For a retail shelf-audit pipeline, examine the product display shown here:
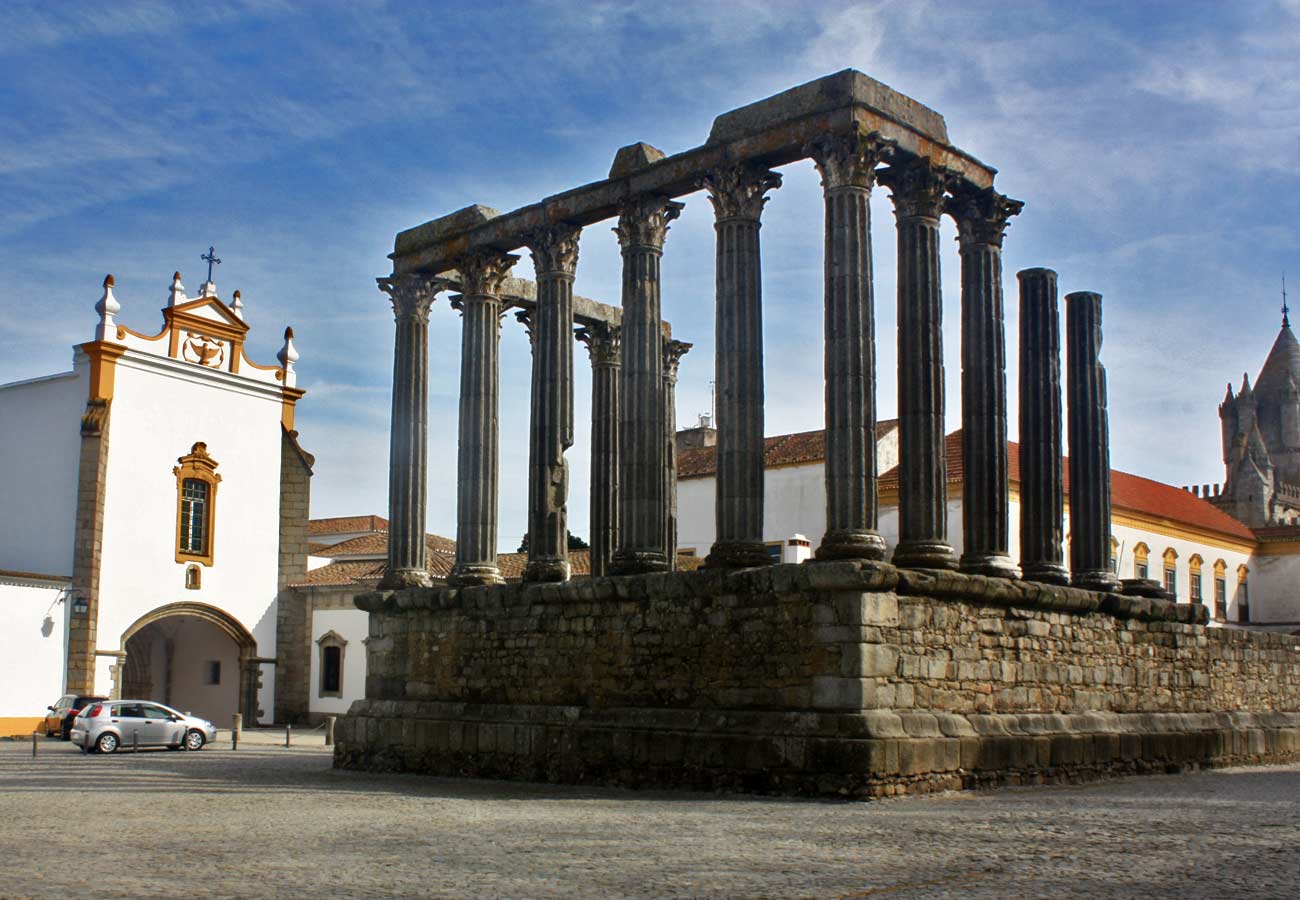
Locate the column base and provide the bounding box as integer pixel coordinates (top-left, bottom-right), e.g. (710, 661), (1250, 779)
(610, 550), (670, 576)
(522, 557), (571, 583)
(378, 567), (433, 590)
(704, 541), (772, 569)
(1020, 562), (1070, 586)
(892, 541), (957, 570)
(1073, 570), (1121, 593)
(815, 529), (887, 562)
(447, 564), (504, 587)
(959, 554), (1021, 579)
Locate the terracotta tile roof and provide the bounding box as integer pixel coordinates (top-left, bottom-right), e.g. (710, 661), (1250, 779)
(319, 532), (457, 557)
(678, 420), (898, 479)
(308, 515), (388, 536)
(877, 430), (1256, 543)
(307, 542), (334, 556)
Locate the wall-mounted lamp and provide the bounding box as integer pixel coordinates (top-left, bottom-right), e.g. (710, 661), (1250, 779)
(71, 595), (89, 615)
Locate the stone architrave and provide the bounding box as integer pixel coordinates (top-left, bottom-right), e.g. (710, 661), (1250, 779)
(1017, 268), (1069, 584)
(663, 339), (692, 570)
(880, 158), (958, 570)
(448, 250), (518, 587)
(523, 224), (582, 583)
(577, 323), (621, 577)
(807, 128), (895, 561)
(1066, 290), (1120, 591)
(376, 273), (447, 589)
(700, 163), (781, 568)
(611, 195), (683, 575)
(950, 188), (1023, 578)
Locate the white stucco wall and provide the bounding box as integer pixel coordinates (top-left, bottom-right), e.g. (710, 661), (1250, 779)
(91, 351), (285, 721)
(1246, 553), (1300, 626)
(308, 608), (369, 716)
(0, 366), (87, 576)
(0, 578), (70, 725)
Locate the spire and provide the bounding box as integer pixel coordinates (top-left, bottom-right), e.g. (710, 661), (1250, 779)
(231, 289), (244, 321)
(168, 271), (187, 307)
(1240, 371), (1253, 398)
(1224, 381), (1235, 403)
(1283, 273), (1290, 329)
(277, 326), (299, 387)
(95, 274), (121, 341)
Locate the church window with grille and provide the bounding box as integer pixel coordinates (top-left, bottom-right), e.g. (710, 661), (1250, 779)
(173, 442), (221, 566)
(317, 631), (347, 699)
(180, 480), (208, 553)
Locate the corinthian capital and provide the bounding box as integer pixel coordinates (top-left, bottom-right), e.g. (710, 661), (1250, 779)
(699, 164), (782, 222)
(613, 195), (685, 250)
(879, 157), (958, 221)
(662, 339), (692, 382)
(576, 322), (621, 368)
(947, 188), (1025, 248)
(457, 250), (518, 298)
(525, 223), (582, 276)
(806, 128), (897, 191)
(377, 273), (449, 323)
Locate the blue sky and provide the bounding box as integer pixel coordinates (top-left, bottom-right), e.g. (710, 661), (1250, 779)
(2, 0), (1298, 548)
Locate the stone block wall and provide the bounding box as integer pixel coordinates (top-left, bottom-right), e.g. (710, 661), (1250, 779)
(337, 562), (1300, 798)
(273, 428), (313, 723)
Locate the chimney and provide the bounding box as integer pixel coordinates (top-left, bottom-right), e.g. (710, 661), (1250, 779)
(677, 414), (717, 450)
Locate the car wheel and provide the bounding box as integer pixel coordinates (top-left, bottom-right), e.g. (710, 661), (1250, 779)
(184, 730), (205, 752)
(96, 732), (119, 754)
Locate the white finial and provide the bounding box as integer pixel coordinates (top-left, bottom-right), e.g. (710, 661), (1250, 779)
(95, 274), (121, 341)
(168, 271), (187, 307)
(277, 326), (299, 387)
(231, 290), (244, 320)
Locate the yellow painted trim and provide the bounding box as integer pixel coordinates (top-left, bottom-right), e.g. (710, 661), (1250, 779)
(281, 386), (305, 431)
(174, 442), (221, 567)
(1255, 540), (1300, 556)
(116, 324), (167, 342)
(239, 344), (283, 373)
(80, 341), (126, 402)
(0, 717), (44, 737)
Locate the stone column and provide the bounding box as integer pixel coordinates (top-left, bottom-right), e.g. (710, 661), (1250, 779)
(950, 188), (1023, 578)
(523, 224), (582, 582)
(880, 158), (957, 570)
(376, 273), (446, 589)
(807, 128), (895, 561)
(611, 195), (683, 575)
(700, 164), (780, 568)
(578, 323), (621, 577)
(1066, 290), (1120, 591)
(448, 251), (517, 587)
(1017, 268), (1069, 584)
(663, 339), (692, 570)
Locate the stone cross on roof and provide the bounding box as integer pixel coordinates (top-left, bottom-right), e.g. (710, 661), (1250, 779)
(201, 246), (221, 284)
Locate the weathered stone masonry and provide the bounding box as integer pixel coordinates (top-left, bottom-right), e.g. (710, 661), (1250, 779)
(337, 564), (1300, 797)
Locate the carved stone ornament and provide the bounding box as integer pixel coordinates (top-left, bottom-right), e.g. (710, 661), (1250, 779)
(525, 223), (582, 276)
(879, 157), (958, 221)
(458, 250), (518, 298)
(663, 339), (692, 380)
(515, 308), (535, 344)
(948, 188), (1025, 248)
(182, 332), (225, 368)
(699, 164), (782, 222)
(377, 273), (447, 323)
(613, 195), (685, 250)
(806, 128), (897, 191)
(576, 323), (621, 367)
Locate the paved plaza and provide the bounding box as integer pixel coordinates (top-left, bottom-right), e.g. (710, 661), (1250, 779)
(1, 740), (1297, 899)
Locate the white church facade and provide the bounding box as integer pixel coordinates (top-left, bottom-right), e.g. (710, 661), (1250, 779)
(0, 270), (311, 736)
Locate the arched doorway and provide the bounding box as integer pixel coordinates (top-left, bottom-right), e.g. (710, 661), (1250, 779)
(118, 602), (259, 725)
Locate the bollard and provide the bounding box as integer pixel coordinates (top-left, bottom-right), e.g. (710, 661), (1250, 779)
(325, 716), (336, 747)
(232, 712), (243, 736)
(232, 728), (238, 751)
(32, 732), (37, 758)
(132, 730), (139, 753)
(285, 723), (291, 748)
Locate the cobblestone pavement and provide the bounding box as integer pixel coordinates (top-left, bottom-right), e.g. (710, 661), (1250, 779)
(2, 741), (1297, 899)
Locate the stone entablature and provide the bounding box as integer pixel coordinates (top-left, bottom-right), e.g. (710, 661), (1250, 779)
(336, 564), (1300, 797)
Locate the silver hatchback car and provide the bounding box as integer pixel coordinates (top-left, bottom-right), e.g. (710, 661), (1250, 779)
(70, 700), (218, 753)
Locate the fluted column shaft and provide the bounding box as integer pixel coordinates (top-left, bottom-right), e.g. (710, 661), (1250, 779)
(378, 274), (443, 589)
(882, 159), (956, 570)
(524, 226), (581, 583)
(1018, 268), (1069, 584)
(581, 325), (621, 577)
(702, 165), (780, 568)
(952, 189), (1023, 577)
(809, 129), (894, 561)
(1066, 290), (1120, 591)
(611, 196), (683, 574)
(663, 340), (691, 570)
(449, 251), (517, 587)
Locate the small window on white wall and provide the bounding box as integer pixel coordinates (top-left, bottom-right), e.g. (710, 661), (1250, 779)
(205, 660), (221, 686)
(317, 631), (347, 699)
